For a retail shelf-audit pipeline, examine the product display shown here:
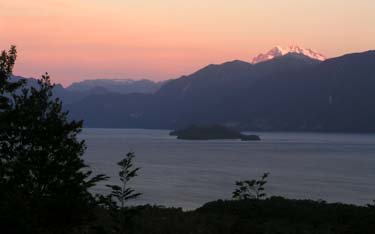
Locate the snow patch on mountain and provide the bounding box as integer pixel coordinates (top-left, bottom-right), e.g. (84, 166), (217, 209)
(252, 45), (326, 64)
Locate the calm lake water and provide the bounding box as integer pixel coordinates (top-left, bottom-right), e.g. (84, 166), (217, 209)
(81, 128), (375, 209)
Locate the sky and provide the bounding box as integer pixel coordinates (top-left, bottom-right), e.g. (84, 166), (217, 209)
(1, 0), (374, 86)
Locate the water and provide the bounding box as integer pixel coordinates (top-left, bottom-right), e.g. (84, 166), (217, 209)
(81, 128), (375, 210)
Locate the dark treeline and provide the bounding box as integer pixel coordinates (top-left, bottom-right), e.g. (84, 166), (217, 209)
(0, 46), (374, 234)
(107, 198), (375, 234)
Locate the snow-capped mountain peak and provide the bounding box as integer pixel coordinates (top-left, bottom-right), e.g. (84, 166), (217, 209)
(251, 45), (326, 64)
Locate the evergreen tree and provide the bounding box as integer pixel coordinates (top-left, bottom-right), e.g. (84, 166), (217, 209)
(0, 47), (106, 234)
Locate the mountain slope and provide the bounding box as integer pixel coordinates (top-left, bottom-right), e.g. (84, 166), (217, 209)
(157, 54), (318, 98)
(239, 50), (375, 131)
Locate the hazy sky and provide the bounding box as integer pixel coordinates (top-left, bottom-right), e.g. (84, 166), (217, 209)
(1, 0), (374, 86)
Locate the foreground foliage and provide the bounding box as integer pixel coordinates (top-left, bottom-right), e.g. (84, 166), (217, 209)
(0, 45), (24, 110)
(100, 152), (142, 234)
(233, 172), (269, 200)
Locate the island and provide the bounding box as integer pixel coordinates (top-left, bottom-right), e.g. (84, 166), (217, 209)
(170, 125), (261, 141)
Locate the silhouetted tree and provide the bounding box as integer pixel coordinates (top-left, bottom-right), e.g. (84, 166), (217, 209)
(105, 152), (141, 234)
(0, 45), (24, 110)
(0, 46), (106, 234)
(0, 45), (27, 233)
(232, 172), (269, 200)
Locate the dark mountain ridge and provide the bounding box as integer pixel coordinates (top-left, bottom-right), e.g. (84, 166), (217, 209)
(17, 51), (375, 132)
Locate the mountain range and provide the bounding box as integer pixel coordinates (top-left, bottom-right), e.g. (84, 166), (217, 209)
(13, 76), (168, 105)
(67, 79), (166, 94)
(16, 47), (375, 132)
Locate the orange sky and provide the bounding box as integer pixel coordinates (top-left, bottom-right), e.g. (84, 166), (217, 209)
(1, 0), (374, 86)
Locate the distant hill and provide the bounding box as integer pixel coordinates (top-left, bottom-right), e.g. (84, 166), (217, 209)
(67, 79), (167, 94)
